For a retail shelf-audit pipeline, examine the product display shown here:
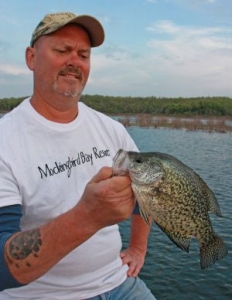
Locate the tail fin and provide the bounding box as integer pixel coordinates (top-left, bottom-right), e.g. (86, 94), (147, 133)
(200, 235), (228, 269)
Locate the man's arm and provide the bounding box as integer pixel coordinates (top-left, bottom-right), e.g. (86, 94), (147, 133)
(0, 205), (26, 290)
(120, 212), (152, 277)
(2, 167), (135, 287)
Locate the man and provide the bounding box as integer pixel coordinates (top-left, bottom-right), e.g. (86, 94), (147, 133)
(0, 12), (156, 299)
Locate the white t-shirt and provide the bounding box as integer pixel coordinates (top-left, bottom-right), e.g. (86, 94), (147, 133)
(0, 98), (138, 300)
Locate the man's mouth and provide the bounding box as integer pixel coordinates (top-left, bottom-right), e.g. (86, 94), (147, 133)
(59, 68), (82, 81)
(62, 73), (79, 80)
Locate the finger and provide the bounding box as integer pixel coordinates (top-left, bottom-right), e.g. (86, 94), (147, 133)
(90, 167), (113, 183)
(127, 263), (136, 277)
(131, 265), (141, 277)
(121, 255), (131, 266)
(91, 167), (131, 190)
(110, 175), (132, 192)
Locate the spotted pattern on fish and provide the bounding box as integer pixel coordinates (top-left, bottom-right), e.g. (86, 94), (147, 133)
(113, 150), (228, 269)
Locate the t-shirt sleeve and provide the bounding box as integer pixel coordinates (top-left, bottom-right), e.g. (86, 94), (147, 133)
(0, 204), (26, 291)
(132, 202), (140, 215)
(0, 158), (22, 208)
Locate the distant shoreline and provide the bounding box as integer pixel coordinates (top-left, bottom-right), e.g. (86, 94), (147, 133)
(112, 114), (232, 133)
(1, 111), (232, 133)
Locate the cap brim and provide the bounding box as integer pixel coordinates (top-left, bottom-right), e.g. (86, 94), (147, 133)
(61, 15), (104, 47)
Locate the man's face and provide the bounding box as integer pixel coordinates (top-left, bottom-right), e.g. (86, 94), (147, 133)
(31, 24), (91, 100)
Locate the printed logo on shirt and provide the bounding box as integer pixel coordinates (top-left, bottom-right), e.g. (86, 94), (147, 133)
(38, 147), (110, 179)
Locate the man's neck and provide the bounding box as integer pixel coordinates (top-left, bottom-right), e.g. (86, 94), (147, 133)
(30, 94), (79, 123)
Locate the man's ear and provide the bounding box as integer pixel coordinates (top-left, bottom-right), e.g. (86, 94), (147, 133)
(25, 46), (36, 70)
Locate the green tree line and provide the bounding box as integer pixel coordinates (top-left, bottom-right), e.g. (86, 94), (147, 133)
(0, 97), (27, 112)
(1, 95), (232, 116)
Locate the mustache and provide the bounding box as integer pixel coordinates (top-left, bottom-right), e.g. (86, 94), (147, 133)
(58, 67), (83, 80)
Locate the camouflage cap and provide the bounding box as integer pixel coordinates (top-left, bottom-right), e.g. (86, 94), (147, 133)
(30, 12), (105, 47)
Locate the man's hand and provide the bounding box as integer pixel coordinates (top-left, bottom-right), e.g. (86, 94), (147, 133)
(120, 246), (146, 277)
(120, 213), (152, 278)
(77, 166), (136, 229)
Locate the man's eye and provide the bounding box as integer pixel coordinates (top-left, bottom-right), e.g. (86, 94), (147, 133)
(80, 53), (89, 59)
(56, 49), (66, 54)
(81, 55), (89, 59)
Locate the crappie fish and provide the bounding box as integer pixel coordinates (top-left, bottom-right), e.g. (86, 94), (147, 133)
(113, 149), (228, 269)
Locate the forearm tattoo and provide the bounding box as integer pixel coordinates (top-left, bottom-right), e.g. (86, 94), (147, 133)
(6, 229), (42, 268)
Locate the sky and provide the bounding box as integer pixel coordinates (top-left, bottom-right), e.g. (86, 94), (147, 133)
(0, 0), (232, 98)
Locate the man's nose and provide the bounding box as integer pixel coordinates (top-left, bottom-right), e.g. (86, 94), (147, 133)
(66, 51), (81, 66)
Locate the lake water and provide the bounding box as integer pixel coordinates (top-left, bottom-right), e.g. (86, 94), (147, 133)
(119, 127), (232, 300)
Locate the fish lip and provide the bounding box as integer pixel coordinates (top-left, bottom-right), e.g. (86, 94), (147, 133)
(113, 149), (123, 164)
(112, 149), (130, 176)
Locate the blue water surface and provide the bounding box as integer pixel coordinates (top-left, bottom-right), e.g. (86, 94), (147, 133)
(119, 127), (232, 300)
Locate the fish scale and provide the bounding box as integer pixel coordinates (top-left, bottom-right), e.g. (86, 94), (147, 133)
(113, 149), (228, 269)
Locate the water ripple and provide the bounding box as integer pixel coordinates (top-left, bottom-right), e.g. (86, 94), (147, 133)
(120, 128), (232, 300)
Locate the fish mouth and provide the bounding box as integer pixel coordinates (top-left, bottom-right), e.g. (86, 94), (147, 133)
(112, 149), (130, 176)
(113, 149), (124, 164)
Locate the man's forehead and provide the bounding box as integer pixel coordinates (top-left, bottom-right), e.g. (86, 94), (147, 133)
(36, 25), (92, 47)
(49, 24), (91, 39)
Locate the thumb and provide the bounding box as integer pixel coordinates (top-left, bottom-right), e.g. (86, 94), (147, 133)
(90, 167), (113, 183)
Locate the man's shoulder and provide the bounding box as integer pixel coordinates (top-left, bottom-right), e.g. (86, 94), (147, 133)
(0, 98), (29, 126)
(79, 101), (124, 128)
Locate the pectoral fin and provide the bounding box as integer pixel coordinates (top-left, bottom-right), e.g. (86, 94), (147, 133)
(139, 207), (150, 224)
